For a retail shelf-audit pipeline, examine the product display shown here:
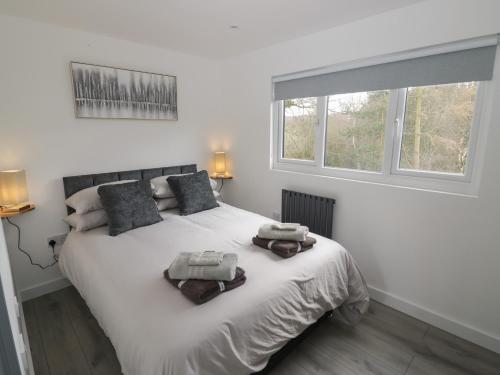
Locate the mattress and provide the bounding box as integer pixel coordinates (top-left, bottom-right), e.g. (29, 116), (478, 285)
(59, 203), (369, 375)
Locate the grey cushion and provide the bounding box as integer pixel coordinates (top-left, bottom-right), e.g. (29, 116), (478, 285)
(167, 171), (219, 215)
(65, 180), (138, 215)
(98, 181), (162, 236)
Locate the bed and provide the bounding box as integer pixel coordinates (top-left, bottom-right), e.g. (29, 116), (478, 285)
(59, 165), (369, 375)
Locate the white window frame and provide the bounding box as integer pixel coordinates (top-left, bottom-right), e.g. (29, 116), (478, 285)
(390, 84), (486, 183)
(271, 36), (499, 196)
(272, 81), (491, 196)
(276, 97), (327, 167)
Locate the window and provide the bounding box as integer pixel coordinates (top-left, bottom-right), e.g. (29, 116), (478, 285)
(282, 97), (317, 161)
(397, 83), (478, 175)
(274, 81), (485, 193)
(273, 38), (497, 194)
(325, 90), (389, 172)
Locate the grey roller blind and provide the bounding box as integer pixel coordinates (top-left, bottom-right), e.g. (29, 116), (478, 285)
(274, 45), (497, 100)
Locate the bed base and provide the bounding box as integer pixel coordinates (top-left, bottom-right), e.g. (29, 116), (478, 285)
(254, 310), (332, 374)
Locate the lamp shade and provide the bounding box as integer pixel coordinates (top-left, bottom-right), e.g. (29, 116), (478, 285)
(0, 170), (29, 207)
(214, 152), (226, 176)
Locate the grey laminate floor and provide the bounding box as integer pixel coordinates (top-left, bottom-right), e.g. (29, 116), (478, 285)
(24, 286), (500, 375)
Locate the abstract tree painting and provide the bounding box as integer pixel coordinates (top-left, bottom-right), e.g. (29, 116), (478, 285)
(71, 62), (177, 120)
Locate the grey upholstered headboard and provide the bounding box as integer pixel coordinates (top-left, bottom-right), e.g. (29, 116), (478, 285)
(62, 164), (197, 214)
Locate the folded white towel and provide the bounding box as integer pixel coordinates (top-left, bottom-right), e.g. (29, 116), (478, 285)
(270, 223), (300, 231)
(258, 223), (309, 241)
(188, 251), (224, 266)
(168, 253), (238, 281)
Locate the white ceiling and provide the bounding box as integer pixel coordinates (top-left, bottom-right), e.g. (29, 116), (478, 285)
(0, 0), (424, 59)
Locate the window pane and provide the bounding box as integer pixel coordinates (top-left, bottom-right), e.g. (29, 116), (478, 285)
(399, 82), (478, 174)
(325, 90), (389, 171)
(282, 97), (317, 160)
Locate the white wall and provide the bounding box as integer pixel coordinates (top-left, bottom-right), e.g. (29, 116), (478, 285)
(218, 0), (500, 352)
(0, 15), (223, 295)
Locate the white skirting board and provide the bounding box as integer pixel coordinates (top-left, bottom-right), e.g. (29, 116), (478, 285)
(368, 285), (500, 354)
(19, 277), (71, 302)
(18, 278), (500, 354)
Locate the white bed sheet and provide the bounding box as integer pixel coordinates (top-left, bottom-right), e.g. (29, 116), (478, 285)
(59, 203), (369, 375)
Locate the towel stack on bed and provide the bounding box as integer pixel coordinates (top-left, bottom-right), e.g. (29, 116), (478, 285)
(164, 251), (246, 304)
(252, 223), (317, 258)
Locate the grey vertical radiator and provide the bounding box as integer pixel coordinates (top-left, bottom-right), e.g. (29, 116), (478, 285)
(281, 189), (335, 239)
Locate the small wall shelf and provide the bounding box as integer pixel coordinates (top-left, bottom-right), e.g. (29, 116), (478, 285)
(210, 175), (233, 180)
(0, 204), (36, 219)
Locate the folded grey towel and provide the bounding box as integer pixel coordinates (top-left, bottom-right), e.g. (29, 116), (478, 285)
(258, 223), (309, 241)
(168, 253), (238, 281)
(188, 251), (224, 266)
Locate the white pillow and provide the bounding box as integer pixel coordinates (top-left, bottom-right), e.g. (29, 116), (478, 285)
(150, 174), (190, 199)
(65, 180), (137, 214)
(209, 178), (217, 190)
(155, 197), (179, 211)
(64, 210), (108, 232)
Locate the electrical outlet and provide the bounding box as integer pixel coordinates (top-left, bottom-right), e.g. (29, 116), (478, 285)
(272, 211), (281, 221)
(47, 233), (68, 248)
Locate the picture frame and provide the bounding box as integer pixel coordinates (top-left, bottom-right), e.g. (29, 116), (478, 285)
(70, 62), (178, 120)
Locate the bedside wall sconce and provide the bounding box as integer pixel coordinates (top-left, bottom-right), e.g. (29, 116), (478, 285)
(0, 169), (31, 213)
(0, 170), (46, 269)
(214, 151), (227, 177)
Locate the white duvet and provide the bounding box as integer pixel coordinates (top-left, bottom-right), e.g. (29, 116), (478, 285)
(59, 203), (369, 375)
